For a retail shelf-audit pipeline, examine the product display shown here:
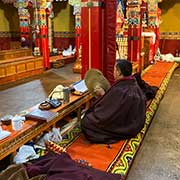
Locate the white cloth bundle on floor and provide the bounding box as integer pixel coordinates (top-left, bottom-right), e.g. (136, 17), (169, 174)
(36, 127), (62, 147)
(13, 145), (39, 164)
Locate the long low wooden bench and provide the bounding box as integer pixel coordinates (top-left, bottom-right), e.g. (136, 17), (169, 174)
(0, 49), (44, 85)
(0, 92), (93, 161)
(0, 52), (76, 85)
(0, 56), (43, 85)
(0, 56), (35, 65)
(0, 49), (32, 60)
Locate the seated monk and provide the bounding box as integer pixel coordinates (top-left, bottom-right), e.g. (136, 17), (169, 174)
(81, 59), (146, 144)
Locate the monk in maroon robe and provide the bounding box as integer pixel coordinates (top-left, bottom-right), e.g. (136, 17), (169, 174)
(81, 60), (146, 144)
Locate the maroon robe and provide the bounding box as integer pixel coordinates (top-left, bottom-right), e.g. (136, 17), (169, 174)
(81, 76), (146, 144)
(25, 152), (121, 180)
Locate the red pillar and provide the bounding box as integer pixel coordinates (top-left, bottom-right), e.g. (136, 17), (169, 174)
(154, 8), (161, 54)
(81, 0), (116, 84)
(34, 27), (41, 49)
(40, 26), (50, 69)
(81, 0), (104, 78)
(76, 27), (81, 57)
(33, 9), (41, 49)
(14, 2), (31, 45)
(75, 14), (81, 58)
(127, 26), (141, 65)
(147, 0), (160, 63)
(20, 26), (30, 40)
(39, 7), (50, 69)
(73, 14), (82, 73)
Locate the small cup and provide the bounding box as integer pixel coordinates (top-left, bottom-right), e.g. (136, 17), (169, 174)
(11, 116), (24, 131)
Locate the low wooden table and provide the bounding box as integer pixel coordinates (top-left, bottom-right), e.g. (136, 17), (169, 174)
(0, 93), (93, 161)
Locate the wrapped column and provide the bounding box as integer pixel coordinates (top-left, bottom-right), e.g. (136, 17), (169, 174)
(81, 0), (116, 84)
(126, 0), (142, 71)
(14, 0), (31, 47)
(81, 0), (105, 77)
(39, 6), (50, 69)
(73, 5), (82, 73)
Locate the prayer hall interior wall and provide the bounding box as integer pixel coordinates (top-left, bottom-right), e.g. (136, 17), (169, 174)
(0, 1), (19, 50)
(0, 1), (75, 51)
(159, 0), (180, 56)
(53, 2), (75, 50)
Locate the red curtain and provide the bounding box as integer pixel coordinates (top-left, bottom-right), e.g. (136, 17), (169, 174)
(103, 0), (117, 84)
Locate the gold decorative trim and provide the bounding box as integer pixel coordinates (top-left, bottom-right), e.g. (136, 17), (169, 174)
(160, 32), (180, 39)
(81, 1), (104, 8)
(0, 31), (20, 38)
(54, 32), (75, 38)
(0, 31), (75, 38)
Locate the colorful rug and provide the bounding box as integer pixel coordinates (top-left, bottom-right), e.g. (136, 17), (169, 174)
(37, 61), (178, 179)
